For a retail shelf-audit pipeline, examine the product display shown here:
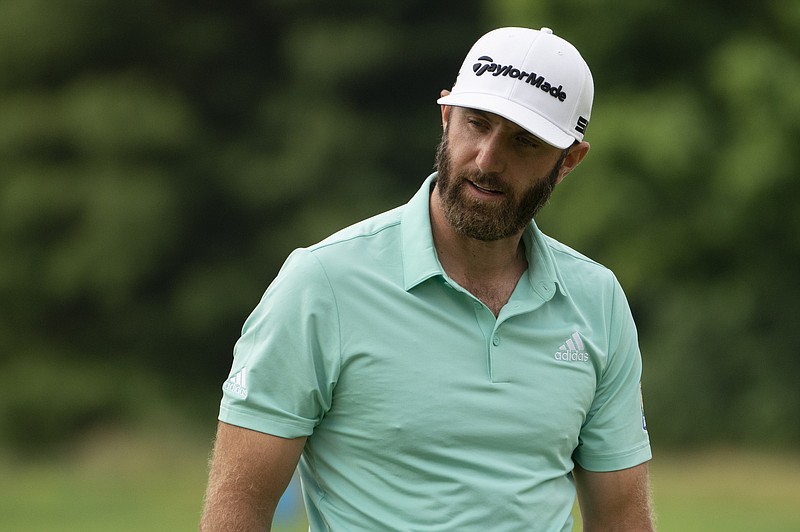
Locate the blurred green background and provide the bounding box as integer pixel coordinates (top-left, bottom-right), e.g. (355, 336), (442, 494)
(1, 0), (799, 530)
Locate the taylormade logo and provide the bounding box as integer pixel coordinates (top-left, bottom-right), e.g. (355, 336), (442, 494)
(473, 56), (567, 102)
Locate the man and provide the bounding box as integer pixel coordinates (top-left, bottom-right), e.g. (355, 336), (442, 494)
(201, 26), (654, 531)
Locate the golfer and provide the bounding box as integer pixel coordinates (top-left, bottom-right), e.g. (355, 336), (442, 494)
(201, 26), (654, 531)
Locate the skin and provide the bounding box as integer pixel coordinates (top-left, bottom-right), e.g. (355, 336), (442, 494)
(431, 93), (589, 315)
(200, 422), (306, 531)
(574, 462), (656, 531)
(199, 90), (654, 531)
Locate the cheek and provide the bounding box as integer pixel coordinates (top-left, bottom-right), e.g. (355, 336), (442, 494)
(444, 125), (479, 158)
(447, 139), (481, 169)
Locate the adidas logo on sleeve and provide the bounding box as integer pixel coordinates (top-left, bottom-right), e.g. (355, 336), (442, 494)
(223, 367), (248, 399)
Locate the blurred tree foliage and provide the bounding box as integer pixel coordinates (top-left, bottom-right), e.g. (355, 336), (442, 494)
(1, 0), (799, 450)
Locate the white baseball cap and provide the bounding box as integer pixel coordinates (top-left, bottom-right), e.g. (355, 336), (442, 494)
(438, 27), (593, 149)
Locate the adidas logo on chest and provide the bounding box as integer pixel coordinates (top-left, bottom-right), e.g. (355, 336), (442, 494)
(554, 332), (589, 362)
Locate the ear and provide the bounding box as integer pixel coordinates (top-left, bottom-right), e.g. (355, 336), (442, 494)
(555, 141), (590, 185)
(439, 89), (451, 129)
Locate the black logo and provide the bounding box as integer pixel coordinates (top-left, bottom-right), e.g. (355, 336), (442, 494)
(472, 56), (567, 102)
(575, 116), (589, 135)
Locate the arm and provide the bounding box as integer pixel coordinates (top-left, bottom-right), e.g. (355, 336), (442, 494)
(200, 421), (307, 531)
(573, 462), (655, 531)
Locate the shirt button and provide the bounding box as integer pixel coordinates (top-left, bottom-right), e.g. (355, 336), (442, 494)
(492, 335), (501, 346)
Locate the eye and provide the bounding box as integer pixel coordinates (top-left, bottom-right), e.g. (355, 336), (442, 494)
(466, 116), (490, 130)
(517, 135), (540, 148)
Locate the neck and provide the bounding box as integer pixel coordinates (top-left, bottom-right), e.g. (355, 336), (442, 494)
(429, 186), (528, 289)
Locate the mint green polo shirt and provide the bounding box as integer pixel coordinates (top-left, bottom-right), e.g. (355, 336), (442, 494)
(219, 173), (651, 531)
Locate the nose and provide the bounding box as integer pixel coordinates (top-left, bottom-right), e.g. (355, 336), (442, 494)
(474, 131), (506, 175)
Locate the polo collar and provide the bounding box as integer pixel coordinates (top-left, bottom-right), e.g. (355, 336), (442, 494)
(522, 222), (568, 301)
(401, 174), (442, 291)
(401, 173), (564, 299)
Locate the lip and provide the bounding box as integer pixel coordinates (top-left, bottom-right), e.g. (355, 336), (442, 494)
(467, 180), (504, 197)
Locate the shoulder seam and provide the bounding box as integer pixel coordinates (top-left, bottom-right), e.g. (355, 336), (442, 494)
(547, 240), (609, 270)
(302, 249), (344, 394)
(309, 219), (402, 252)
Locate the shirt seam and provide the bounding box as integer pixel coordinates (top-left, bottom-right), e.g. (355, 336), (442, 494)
(309, 220), (402, 253)
(574, 439), (652, 470)
(305, 249), (344, 397)
(219, 403), (314, 437)
(604, 273), (621, 383)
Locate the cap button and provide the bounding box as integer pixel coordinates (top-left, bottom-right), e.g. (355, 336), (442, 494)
(541, 27), (553, 34)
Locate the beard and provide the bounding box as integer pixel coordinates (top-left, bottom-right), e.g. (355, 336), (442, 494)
(433, 130), (565, 242)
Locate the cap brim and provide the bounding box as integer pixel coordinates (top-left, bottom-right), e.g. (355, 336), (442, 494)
(437, 92), (574, 149)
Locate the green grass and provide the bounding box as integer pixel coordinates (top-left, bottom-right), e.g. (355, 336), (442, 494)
(1, 429), (798, 531)
(0, 428), (211, 531)
(648, 449), (800, 531)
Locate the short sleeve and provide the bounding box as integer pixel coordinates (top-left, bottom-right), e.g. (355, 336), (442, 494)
(573, 275), (651, 471)
(218, 248), (341, 438)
